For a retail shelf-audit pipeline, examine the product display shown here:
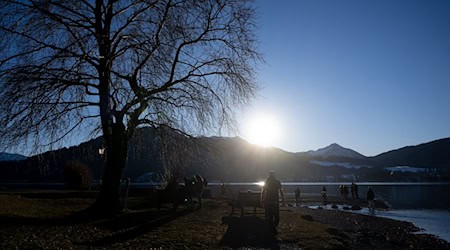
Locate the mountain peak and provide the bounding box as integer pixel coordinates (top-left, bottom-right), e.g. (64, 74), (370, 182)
(307, 143), (366, 159)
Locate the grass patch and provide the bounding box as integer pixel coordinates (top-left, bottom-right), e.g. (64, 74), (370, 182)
(0, 192), (352, 249)
(278, 211), (350, 249)
(0, 194), (94, 218)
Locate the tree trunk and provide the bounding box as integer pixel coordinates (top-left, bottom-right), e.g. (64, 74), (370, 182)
(93, 122), (128, 214)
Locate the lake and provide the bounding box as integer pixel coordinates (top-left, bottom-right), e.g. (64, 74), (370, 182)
(209, 182), (450, 209)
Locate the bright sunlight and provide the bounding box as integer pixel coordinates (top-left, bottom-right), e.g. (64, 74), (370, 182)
(244, 114), (280, 147)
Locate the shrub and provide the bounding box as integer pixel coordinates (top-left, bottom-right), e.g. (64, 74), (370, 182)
(64, 161), (93, 189)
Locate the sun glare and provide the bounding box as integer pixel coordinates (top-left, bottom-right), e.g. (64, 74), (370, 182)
(244, 114), (280, 147)
(255, 181), (265, 187)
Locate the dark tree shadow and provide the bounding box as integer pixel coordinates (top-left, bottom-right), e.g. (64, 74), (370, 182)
(77, 209), (191, 247)
(220, 216), (280, 249)
(0, 209), (97, 226)
(0, 216), (66, 226)
(0, 204), (192, 248)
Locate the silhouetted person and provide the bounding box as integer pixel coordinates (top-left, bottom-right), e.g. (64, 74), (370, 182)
(339, 185), (344, 197)
(354, 182), (359, 199)
(158, 177), (179, 211)
(321, 186), (327, 205)
(220, 182), (226, 198)
(194, 174), (205, 208)
(367, 187), (375, 211)
(343, 185), (349, 199)
(295, 187), (301, 206)
(123, 177), (131, 209)
(351, 182), (356, 198)
(184, 177), (194, 210)
(261, 170), (286, 235)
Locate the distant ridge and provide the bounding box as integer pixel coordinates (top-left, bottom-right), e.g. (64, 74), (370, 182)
(372, 137), (450, 168)
(0, 130), (448, 182)
(304, 143), (366, 159)
(0, 152), (27, 162)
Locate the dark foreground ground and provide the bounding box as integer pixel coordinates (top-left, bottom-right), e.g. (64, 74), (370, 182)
(0, 191), (449, 249)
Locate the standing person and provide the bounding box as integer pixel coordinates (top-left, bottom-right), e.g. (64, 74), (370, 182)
(321, 186), (327, 205)
(367, 187), (375, 212)
(123, 177), (131, 210)
(194, 175), (205, 209)
(260, 170), (286, 235)
(220, 182), (226, 198)
(343, 185), (349, 199)
(184, 177), (194, 210)
(351, 182), (356, 198)
(354, 182), (359, 199)
(295, 187), (301, 206)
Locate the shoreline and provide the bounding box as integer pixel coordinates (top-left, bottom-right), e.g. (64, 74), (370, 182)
(301, 203), (450, 243)
(295, 205), (449, 250)
(292, 194), (450, 243)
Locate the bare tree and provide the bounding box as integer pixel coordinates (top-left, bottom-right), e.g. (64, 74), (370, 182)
(157, 125), (210, 185)
(0, 0), (260, 213)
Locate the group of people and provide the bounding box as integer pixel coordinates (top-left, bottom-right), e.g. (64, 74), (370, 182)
(181, 171), (376, 235)
(339, 182), (359, 199)
(338, 183), (375, 210)
(258, 171), (378, 235)
(183, 174), (208, 209)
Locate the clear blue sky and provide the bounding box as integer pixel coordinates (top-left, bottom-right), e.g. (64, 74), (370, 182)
(237, 0), (450, 156)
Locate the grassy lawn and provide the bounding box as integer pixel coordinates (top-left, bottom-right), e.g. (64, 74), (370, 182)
(0, 193), (351, 249)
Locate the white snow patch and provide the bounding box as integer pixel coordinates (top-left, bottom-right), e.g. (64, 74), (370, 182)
(310, 160), (371, 169)
(384, 166), (427, 173)
(307, 143), (365, 159)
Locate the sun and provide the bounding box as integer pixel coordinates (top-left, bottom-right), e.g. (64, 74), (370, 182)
(244, 114), (280, 147)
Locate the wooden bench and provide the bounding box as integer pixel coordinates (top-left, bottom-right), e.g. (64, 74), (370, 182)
(230, 191), (264, 216)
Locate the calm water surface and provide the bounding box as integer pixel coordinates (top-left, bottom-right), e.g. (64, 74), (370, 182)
(210, 182), (450, 209)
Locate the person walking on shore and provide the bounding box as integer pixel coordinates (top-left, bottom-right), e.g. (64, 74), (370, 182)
(194, 175), (206, 209)
(321, 186), (327, 205)
(295, 187), (301, 206)
(367, 187), (375, 212)
(351, 182), (356, 198)
(220, 182), (226, 198)
(354, 182), (359, 199)
(261, 170), (286, 235)
(343, 185), (349, 199)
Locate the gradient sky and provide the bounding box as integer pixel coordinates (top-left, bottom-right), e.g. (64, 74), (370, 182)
(237, 0), (450, 156)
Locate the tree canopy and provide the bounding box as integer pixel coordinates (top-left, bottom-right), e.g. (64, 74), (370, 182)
(0, 0), (260, 152)
(0, 0), (261, 212)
